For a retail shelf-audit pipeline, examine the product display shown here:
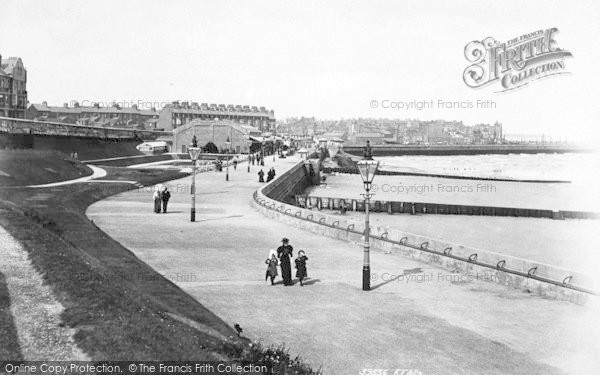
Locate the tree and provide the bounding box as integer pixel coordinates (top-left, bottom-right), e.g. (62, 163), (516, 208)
(203, 141), (218, 154)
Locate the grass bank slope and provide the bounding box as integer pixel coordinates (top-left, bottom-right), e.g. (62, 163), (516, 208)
(0, 150), (92, 186)
(0, 162), (318, 373)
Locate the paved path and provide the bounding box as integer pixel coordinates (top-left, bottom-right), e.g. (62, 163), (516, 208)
(87, 156), (600, 375)
(26, 165), (107, 188)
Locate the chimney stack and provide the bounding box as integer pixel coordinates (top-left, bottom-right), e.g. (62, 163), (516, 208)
(42, 101), (48, 107)
(63, 103), (69, 108)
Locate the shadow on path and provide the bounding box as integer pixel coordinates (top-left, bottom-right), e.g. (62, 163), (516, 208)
(0, 271), (23, 360)
(301, 278), (321, 286)
(371, 267), (423, 291)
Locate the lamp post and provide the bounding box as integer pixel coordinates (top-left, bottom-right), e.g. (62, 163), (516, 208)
(188, 147), (202, 222)
(224, 137), (231, 181)
(247, 139), (252, 173)
(357, 158), (379, 291)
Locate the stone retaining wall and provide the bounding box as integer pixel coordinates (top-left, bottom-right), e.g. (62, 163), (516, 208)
(254, 161), (597, 305)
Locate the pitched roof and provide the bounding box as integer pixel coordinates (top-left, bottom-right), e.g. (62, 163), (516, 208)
(0, 57), (21, 75)
(28, 103), (158, 116)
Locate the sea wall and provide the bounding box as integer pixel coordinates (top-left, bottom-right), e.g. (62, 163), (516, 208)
(260, 160), (314, 204)
(254, 160), (597, 304)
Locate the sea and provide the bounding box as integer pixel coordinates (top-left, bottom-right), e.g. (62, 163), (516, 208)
(376, 152), (600, 186)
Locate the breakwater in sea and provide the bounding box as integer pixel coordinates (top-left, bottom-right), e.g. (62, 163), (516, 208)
(342, 144), (590, 157)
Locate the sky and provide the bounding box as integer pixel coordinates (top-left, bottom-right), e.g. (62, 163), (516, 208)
(2, 0), (599, 142)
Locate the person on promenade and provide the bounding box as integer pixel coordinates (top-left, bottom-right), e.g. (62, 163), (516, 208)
(153, 186), (162, 213)
(265, 250), (279, 285)
(258, 169), (265, 182)
(295, 250), (309, 286)
(161, 186), (171, 213)
(260, 156), (265, 167)
(266, 167), (276, 182)
(277, 238), (294, 286)
(339, 200), (347, 215)
(233, 156), (238, 170)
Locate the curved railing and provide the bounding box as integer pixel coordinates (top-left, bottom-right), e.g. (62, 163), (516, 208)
(252, 162), (597, 297)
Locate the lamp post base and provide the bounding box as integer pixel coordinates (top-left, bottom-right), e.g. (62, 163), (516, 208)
(226, 173), (229, 181)
(191, 208), (195, 222)
(362, 265), (371, 291)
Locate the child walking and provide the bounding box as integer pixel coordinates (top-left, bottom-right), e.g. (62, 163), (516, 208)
(295, 250), (309, 286)
(265, 250), (279, 285)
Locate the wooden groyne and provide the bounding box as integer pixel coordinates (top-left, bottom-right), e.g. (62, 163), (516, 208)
(342, 144), (591, 156)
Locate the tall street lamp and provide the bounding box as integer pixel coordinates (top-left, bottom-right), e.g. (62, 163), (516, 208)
(224, 137), (231, 181)
(188, 147), (202, 222)
(357, 158), (379, 291)
(247, 139), (252, 173)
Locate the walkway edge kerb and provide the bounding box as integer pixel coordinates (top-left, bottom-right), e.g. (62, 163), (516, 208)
(253, 160), (597, 305)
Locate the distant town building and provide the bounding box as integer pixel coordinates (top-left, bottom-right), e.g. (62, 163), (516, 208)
(158, 101), (275, 133)
(0, 55), (28, 118)
(350, 132), (386, 145)
(27, 101), (159, 129)
(172, 119), (261, 154)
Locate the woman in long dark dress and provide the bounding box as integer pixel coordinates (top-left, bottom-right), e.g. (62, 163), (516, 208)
(153, 187), (162, 213)
(295, 250), (309, 286)
(277, 238), (293, 286)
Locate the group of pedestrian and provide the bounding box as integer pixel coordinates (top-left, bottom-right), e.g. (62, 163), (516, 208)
(265, 238), (309, 286)
(250, 153), (262, 166)
(215, 159), (223, 171)
(266, 167), (276, 182)
(152, 185), (171, 213)
(251, 153), (264, 166)
(257, 167), (276, 183)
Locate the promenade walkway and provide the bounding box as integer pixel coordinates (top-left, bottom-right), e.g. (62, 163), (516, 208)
(87, 156), (600, 375)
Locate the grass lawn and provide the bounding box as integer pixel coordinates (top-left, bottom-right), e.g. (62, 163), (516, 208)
(0, 152), (318, 373)
(0, 149), (92, 186)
